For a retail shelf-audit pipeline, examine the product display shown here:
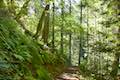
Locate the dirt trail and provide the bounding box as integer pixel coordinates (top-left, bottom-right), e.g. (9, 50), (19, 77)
(56, 66), (81, 80)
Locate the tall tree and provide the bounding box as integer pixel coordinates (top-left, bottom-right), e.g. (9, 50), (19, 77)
(86, 3), (90, 63)
(78, 0), (83, 65)
(60, 0), (64, 54)
(52, 2), (55, 53)
(68, 0), (72, 66)
(33, 4), (50, 44)
(42, 4), (50, 44)
(109, 0), (120, 79)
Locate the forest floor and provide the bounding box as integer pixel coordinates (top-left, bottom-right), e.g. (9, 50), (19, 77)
(56, 66), (85, 80)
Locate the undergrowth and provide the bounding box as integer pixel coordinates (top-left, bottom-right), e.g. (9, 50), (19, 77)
(0, 17), (66, 80)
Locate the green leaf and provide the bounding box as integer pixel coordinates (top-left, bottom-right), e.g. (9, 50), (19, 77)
(13, 54), (24, 61)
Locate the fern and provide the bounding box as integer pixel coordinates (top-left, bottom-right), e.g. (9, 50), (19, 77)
(0, 17), (56, 80)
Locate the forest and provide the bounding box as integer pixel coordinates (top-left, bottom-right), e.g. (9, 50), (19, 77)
(0, 0), (120, 80)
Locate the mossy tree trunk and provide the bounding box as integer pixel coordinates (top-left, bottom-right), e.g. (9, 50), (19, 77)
(34, 4), (50, 44)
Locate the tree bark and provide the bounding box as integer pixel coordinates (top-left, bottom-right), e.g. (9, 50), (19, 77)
(78, 1), (83, 65)
(60, 0), (64, 54)
(52, 2), (55, 53)
(68, 0), (72, 66)
(69, 33), (72, 66)
(33, 4), (50, 42)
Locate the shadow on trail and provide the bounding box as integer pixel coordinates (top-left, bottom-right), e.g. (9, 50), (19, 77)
(56, 66), (83, 80)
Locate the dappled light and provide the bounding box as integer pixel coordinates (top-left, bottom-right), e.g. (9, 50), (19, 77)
(0, 0), (120, 80)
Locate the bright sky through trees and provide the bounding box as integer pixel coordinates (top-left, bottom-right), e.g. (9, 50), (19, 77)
(0, 0), (119, 80)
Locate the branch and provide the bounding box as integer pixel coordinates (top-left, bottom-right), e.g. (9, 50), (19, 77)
(15, 0), (32, 35)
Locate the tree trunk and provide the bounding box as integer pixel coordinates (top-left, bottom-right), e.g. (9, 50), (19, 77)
(52, 2), (55, 53)
(68, 33), (72, 66)
(78, 1), (83, 65)
(60, 0), (64, 54)
(110, 3), (120, 79)
(33, 4), (50, 41)
(42, 10), (50, 44)
(68, 0), (72, 66)
(111, 28), (120, 79)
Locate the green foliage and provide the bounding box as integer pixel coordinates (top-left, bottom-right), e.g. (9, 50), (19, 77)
(0, 0), (119, 80)
(0, 0), (5, 8)
(37, 66), (52, 80)
(0, 16), (67, 79)
(0, 17), (54, 80)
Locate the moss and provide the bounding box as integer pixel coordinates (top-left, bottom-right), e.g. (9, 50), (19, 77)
(0, 16), (67, 80)
(0, 17), (52, 79)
